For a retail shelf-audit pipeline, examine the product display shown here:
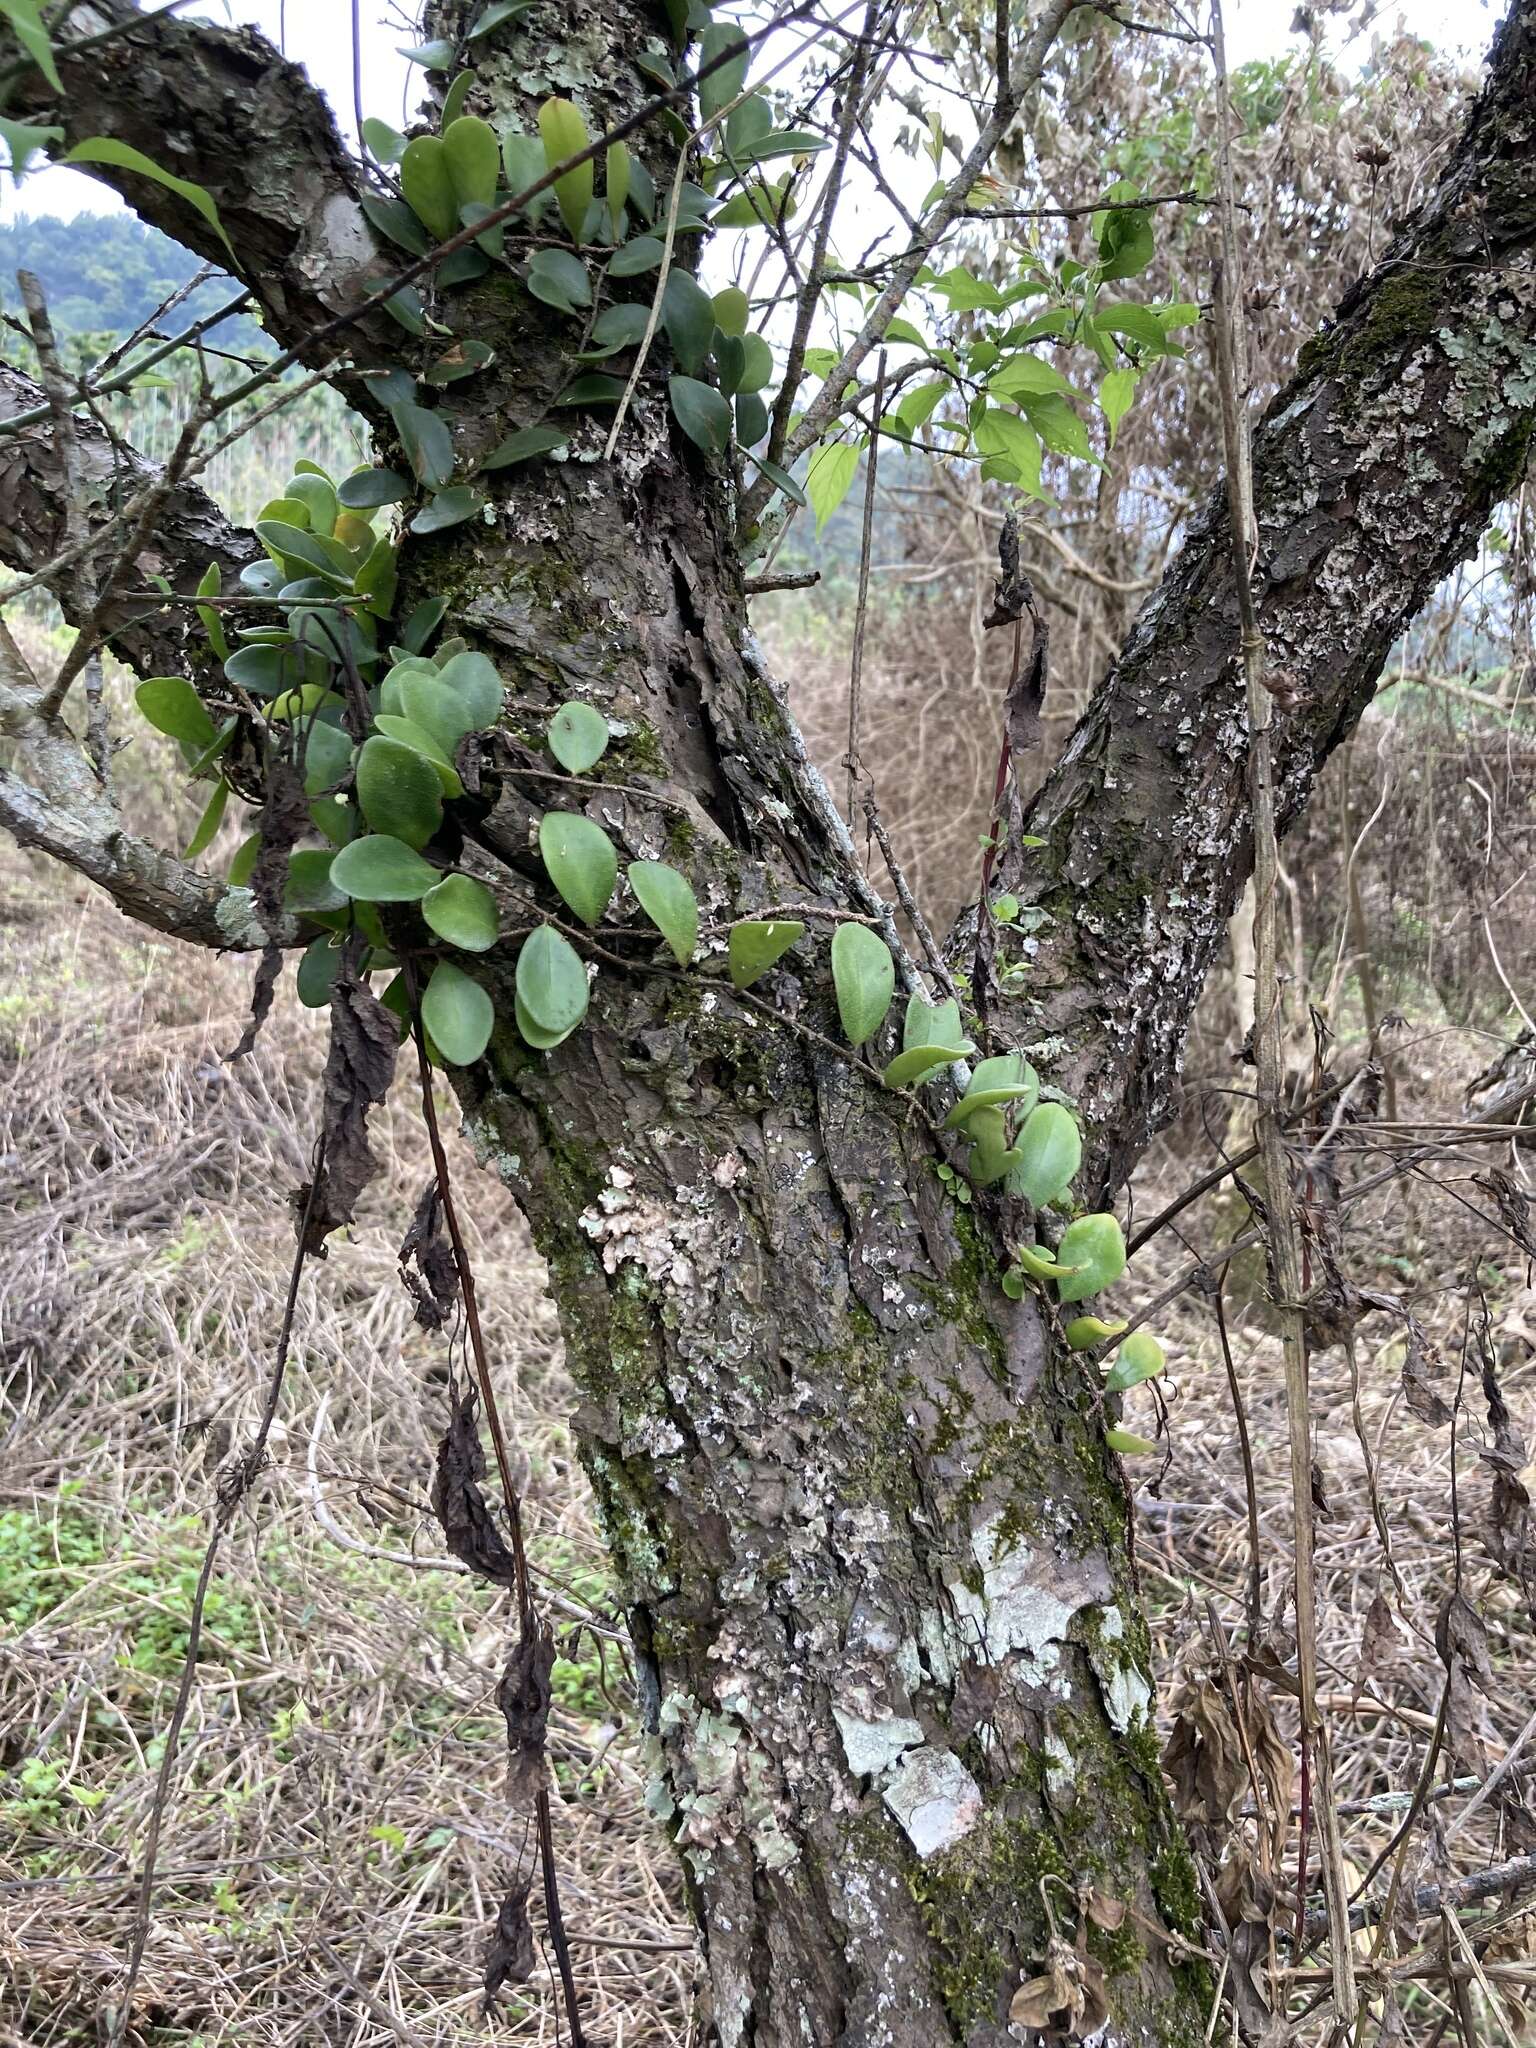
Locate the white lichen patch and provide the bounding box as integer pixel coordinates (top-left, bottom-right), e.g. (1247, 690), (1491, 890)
(1087, 1605), (1153, 1733)
(654, 1691), (801, 1878)
(882, 1745), (983, 1857)
(948, 1514), (1109, 1679)
(833, 1705), (924, 1778)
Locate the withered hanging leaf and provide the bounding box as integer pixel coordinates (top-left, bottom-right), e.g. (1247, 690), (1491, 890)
(498, 1619), (555, 1806)
(1084, 1889), (1126, 1932)
(226, 752), (309, 1064)
(1401, 1323), (1453, 1429)
(1007, 1939), (1108, 2039)
(1357, 1588), (1403, 1698)
(1435, 1589), (1494, 1768)
(432, 1384), (521, 1588)
(1475, 1168), (1536, 1260)
(298, 971), (400, 1253)
(1479, 1338), (1532, 1590)
(483, 1877), (535, 2005)
(399, 1179), (461, 1330)
(1162, 1671), (1247, 1826)
(248, 752), (310, 932)
(226, 944), (283, 1063)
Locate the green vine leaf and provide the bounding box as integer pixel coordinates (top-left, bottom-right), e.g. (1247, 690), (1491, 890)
(410, 486), (486, 534)
(391, 402), (455, 489)
(1053, 1212), (1126, 1303)
(356, 735), (444, 848)
(882, 1042), (970, 1089)
(627, 860), (698, 965)
(516, 922), (590, 1039)
(183, 778), (229, 859)
(526, 245), (591, 313)
(422, 960), (495, 1064)
(538, 97), (593, 240)
(444, 113), (498, 208)
(136, 676), (217, 750)
(830, 922), (894, 1048)
(63, 136), (230, 249)
(436, 650), (505, 729)
(538, 811), (617, 924)
(1104, 1330), (1165, 1393)
(805, 441), (860, 531)
(480, 425), (568, 469)
(549, 701), (610, 773)
(400, 133), (459, 241)
(284, 846), (347, 914)
(1008, 1101), (1081, 1206)
(329, 834), (440, 902)
(1063, 1315), (1129, 1352)
(1104, 1427), (1159, 1456)
(422, 873), (499, 951)
(668, 375), (732, 454)
(728, 919), (804, 988)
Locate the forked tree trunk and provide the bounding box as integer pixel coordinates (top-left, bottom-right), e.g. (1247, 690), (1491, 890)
(5, 0), (1536, 2041)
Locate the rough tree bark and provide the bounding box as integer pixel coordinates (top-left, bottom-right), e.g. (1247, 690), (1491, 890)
(2, 2), (1534, 2043)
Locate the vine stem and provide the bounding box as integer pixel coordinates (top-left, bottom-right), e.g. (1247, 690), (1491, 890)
(401, 963), (586, 2048)
(1209, 0), (1358, 2032)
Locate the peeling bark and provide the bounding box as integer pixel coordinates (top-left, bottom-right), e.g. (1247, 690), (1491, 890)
(2, 1), (1535, 2042)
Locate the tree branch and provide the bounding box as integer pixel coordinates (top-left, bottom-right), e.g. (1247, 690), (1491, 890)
(0, 362), (252, 677)
(982, 0), (1536, 1197)
(0, 625), (281, 952)
(11, 1), (381, 356)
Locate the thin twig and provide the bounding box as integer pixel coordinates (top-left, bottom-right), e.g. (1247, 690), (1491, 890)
(1209, 0), (1357, 2026)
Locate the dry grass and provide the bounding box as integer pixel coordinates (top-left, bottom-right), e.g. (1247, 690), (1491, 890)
(0, 846), (693, 2046)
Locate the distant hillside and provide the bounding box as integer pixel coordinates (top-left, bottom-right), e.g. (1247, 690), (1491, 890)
(0, 211), (262, 351)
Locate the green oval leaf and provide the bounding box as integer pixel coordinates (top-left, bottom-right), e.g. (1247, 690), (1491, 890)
(1063, 1315), (1129, 1353)
(480, 425), (568, 470)
(296, 934), (343, 1008)
(329, 834), (439, 902)
(538, 811), (617, 924)
(514, 992), (578, 1050)
(338, 466), (410, 509)
(668, 375), (732, 455)
(516, 922), (589, 1034)
(285, 846), (347, 914)
(538, 97), (593, 240)
(728, 918), (804, 988)
(400, 133), (458, 240)
(1054, 1211), (1126, 1304)
(183, 778), (229, 859)
(136, 675), (216, 749)
(410, 486), (486, 535)
(903, 993), (967, 1053)
(526, 245), (592, 314)
(549, 700), (610, 773)
(1104, 1330), (1165, 1394)
(422, 872), (499, 951)
(628, 860), (698, 965)
(302, 718), (355, 797)
(422, 960), (494, 1065)
(372, 715), (462, 795)
(356, 735), (444, 849)
(435, 650), (504, 729)
(883, 1042), (971, 1089)
(443, 113), (499, 209)
(1015, 1242), (1074, 1282)
(1008, 1101), (1081, 1206)
(830, 921), (894, 1048)
(944, 1054), (1040, 1128)
(1104, 1427), (1159, 1457)
(391, 401), (455, 489)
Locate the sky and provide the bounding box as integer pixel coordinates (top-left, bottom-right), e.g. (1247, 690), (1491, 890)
(0, 0), (1498, 226)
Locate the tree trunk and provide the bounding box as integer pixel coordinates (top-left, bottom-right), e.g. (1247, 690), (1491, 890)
(4, 1), (1536, 2041)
